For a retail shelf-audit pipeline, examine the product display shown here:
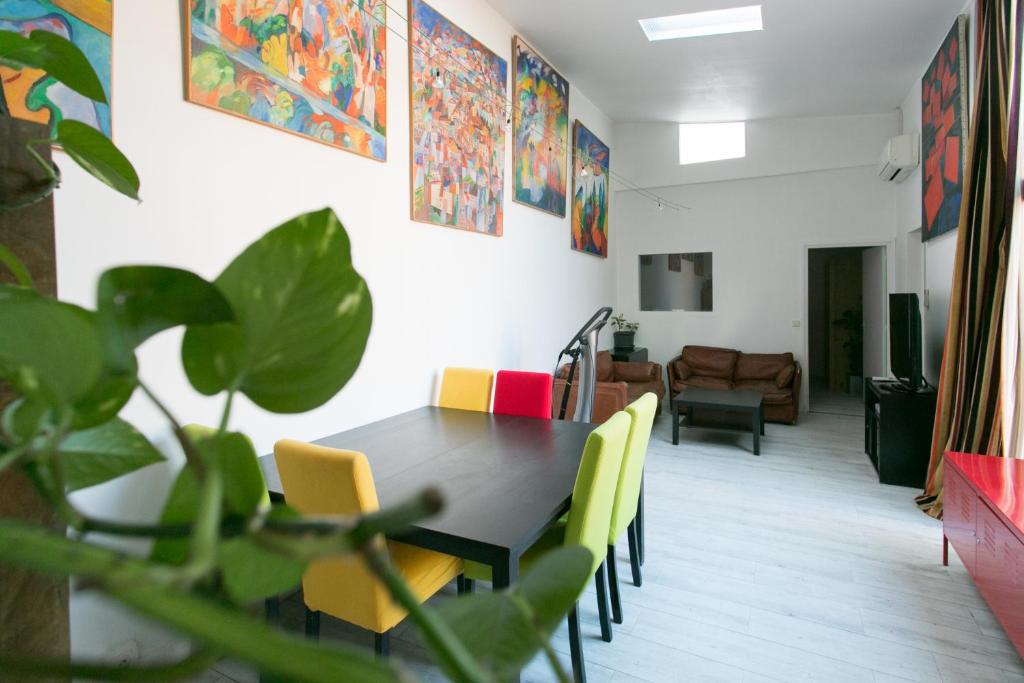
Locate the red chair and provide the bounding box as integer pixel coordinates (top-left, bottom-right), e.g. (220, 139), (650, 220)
(493, 370), (553, 419)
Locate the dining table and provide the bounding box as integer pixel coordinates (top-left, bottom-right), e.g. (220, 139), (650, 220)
(258, 405), (597, 589)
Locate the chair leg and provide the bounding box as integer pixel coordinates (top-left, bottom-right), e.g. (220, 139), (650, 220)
(457, 574), (467, 594)
(637, 475), (645, 566)
(606, 545), (623, 624)
(627, 520), (643, 587)
(374, 630), (390, 658)
(304, 607), (320, 641)
(568, 603), (586, 683)
(594, 561), (612, 643)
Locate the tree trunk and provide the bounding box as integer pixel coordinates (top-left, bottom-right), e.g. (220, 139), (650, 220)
(0, 115), (69, 682)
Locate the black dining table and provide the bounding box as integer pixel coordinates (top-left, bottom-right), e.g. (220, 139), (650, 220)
(258, 405), (596, 588)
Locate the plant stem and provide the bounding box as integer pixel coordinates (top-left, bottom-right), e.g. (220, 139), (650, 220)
(138, 379), (205, 476)
(361, 543), (492, 683)
(0, 242), (34, 288)
(0, 649), (220, 681)
(218, 389), (235, 434)
(539, 638), (572, 683)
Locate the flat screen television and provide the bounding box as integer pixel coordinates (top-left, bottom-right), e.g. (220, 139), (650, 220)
(890, 293), (923, 391)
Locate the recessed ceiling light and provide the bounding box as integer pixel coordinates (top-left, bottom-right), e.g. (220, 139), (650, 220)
(639, 5), (763, 42)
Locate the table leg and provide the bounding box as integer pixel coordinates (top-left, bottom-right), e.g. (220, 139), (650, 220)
(493, 552), (521, 681)
(672, 403), (680, 445)
(752, 409), (761, 456)
(760, 407), (765, 436)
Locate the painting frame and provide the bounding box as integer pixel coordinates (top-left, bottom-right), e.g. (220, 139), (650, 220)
(571, 119), (610, 259)
(183, 0), (388, 163)
(407, 0), (507, 237)
(921, 14), (969, 242)
(0, 0), (114, 139)
(511, 35), (569, 218)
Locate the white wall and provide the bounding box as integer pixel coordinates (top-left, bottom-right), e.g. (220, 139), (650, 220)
(612, 114), (899, 410)
(55, 0), (615, 663)
(892, 0), (977, 384)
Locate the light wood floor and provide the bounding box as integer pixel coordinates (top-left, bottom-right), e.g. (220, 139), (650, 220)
(196, 411), (1024, 683)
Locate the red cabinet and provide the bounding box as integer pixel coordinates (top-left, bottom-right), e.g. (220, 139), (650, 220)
(944, 452), (1024, 656)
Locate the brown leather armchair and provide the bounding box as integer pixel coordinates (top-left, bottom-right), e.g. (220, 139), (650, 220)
(667, 346), (801, 424)
(555, 350), (666, 423)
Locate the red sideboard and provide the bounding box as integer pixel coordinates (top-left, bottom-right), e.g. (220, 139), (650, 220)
(943, 452), (1024, 655)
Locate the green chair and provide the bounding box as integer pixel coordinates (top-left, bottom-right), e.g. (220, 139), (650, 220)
(605, 393), (657, 627)
(463, 411), (631, 683)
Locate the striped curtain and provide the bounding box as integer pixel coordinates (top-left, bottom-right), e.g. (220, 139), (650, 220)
(917, 0), (1021, 517)
(1002, 3), (1024, 458)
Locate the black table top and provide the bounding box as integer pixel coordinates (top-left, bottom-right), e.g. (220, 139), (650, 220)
(673, 387), (763, 409)
(259, 406), (596, 560)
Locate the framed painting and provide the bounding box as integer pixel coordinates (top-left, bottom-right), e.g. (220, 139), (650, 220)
(408, 0), (507, 236)
(0, 0), (112, 138)
(571, 120), (609, 258)
(186, 0), (387, 161)
(512, 36), (569, 217)
(921, 15), (969, 242)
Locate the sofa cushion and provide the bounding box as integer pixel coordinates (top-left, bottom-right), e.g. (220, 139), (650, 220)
(733, 379), (793, 405)
(615, 362), (654, 382)
(775, 364), (796, 389)
(681, 346), (738, 381)
(676, 376), (732, 391)
(735, 352), (794, 381)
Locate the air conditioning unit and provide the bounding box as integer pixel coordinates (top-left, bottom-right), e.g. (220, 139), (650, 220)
(879, 134), (920, 183)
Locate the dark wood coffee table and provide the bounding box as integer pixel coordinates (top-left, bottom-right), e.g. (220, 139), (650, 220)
(672, 388), (765, 455)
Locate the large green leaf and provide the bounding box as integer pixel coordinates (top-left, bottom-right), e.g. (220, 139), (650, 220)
(0, 520), (405, 683)
(69, 369), (137, 430)
(435, 547), (592, 681)
(0, 284), (104, 407)
(151, 428), (267, 564)
(97, 266), (234, 356)
(0, 30), (106, 102)
(220, 536), (306, 606)
(181, 208), (372, 413)
(59, 418), (165, 492)
(55, 120), (140, 201)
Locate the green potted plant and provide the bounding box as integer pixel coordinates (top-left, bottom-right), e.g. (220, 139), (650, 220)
(832, 307), (864, 396)
(610, 314), (639, 350)
(0, 29), (591, 683)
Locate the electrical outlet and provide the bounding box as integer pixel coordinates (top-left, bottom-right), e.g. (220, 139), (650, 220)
(108, 640), (140, 667)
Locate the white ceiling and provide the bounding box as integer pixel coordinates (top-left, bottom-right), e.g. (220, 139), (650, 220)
(485, 0), (970, 123)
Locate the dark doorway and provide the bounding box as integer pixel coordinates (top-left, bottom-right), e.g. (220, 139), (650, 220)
(807, 246), (886, 417)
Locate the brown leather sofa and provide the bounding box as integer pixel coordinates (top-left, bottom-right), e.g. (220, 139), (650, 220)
(554, 350), (666, 423)
(667, 346), (801, 424)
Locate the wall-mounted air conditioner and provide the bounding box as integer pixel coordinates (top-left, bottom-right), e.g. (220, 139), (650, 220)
(879, 134), (920, 183)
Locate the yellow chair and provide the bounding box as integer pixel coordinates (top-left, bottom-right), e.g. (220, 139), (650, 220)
(605, 393), (658, 628)
(274, 440), (462, 655)
(438, 367), (494, 412)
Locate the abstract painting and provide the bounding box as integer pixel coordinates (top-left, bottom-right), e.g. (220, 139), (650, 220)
(512, 36), (568, 217)
(187, 0), (387, 161)
(0, 0), (112, 138)
(921, 15), (969, 242)
(571, 120), (609, 258)
(409, 0), (507, 236)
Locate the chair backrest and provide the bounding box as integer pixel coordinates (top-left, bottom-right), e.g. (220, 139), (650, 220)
(493, 370), (553, 419)
(438, 367), (494, 412)
(563, 411), (631, 576)
(608, 393), (658, 542)
(273, 440), (388, 630)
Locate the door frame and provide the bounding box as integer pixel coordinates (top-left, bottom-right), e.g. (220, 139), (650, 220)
(802, 239), (895, 413)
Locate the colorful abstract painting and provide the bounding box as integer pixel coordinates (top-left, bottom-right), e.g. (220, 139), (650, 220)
(512, 36), (568, 217)
(0, 0), (112, 138)
(921, 15), (969, 242)
(187, 0), (387, 161)
(409, 0), (507, 236)
(571, 121), (609, 258)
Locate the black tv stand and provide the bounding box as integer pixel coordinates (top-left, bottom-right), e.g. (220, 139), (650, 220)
(864, 378), (937, 488)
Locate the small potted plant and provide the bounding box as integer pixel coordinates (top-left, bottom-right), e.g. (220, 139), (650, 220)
(610, 314), (639, 350)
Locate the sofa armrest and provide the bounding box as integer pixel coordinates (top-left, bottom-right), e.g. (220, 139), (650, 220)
(552, 379), (627, 424)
